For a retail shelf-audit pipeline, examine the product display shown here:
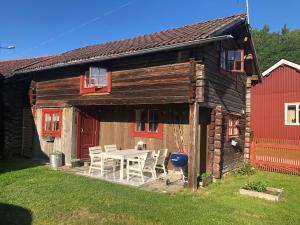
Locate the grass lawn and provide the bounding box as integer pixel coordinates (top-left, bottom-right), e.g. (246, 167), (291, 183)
(0, 160), (299, 225)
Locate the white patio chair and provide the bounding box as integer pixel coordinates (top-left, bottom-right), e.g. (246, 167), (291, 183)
(154, 149), (168, 177)
(126, 151), (156, 183)
(104, 144), (118, 152)
(104, 144), (120, 166)
(88, 146), (117, 175)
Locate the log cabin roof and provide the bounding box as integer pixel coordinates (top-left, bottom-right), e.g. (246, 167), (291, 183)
(0, 55), (56, 77)
(1, 13), (247, 76)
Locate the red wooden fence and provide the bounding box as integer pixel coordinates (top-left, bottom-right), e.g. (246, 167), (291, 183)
(250, 138), (300, 175)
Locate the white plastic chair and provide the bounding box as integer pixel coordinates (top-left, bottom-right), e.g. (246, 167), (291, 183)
(126, 151), (156, 183)
(104, 144), (118, 152)
(104, 144), (120, 166)
(88, 146), (103, 174)
(88, 146), (117, 175)
(154, 149), (168, 177)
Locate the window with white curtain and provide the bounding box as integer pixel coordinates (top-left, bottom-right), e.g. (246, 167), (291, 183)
(285, 103), (300, 125)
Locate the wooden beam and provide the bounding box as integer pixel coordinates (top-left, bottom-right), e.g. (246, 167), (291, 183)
(188, 102), (199, 190)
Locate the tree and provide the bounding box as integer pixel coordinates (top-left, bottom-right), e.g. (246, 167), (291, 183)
(252, 25), (300, 71)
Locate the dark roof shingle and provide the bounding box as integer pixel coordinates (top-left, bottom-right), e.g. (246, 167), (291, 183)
(1, 13), (246, 76)
(0, 55), (56, 77)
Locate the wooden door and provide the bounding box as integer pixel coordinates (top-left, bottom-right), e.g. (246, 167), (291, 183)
(77, 112), (99, 160)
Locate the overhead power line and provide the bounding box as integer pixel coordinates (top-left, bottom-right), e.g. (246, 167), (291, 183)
(19, 0), (136, 55)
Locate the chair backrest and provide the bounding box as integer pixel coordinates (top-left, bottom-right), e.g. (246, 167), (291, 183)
(89, 146), (102, 156)
(104, 144), (118, 152)
(143, 151), (156, 168)
(156, 149), (168, 165)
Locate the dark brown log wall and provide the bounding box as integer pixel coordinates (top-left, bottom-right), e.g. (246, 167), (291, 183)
(33, 49), (203, 107)
(2, 79), (31, 157)
(203, 42), (247, 173)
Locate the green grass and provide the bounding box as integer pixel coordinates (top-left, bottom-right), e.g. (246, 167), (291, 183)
(0, 160), (299, 225)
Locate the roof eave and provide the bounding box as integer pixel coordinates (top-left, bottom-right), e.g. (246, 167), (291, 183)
(11, 35), (233, 77)
(262, 59), (300, 77)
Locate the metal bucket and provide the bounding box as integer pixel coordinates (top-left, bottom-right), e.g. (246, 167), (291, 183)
(50, 152), (63, 168)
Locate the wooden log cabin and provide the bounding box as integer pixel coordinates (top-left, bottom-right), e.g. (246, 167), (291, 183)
(0, 14), (259, 188)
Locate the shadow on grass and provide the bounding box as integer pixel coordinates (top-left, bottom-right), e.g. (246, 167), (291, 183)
(0, 203), (32, 225)
(0, 157), (45, 175)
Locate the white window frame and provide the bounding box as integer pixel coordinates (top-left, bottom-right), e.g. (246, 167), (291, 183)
(284, 103), (300, 125)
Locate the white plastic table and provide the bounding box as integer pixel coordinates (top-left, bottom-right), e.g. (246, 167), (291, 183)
(100, 149), (151, 180)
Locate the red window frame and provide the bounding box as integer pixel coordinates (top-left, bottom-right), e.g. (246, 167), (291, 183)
(80, 67), (112, 94)
(41, 108), (63, 137)
(132, 109), (163, 139)
(226, 118), (240, 141)
(220, 48), (244, 73)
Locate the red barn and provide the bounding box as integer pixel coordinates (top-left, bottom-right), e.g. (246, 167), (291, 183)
(251, 59), (300, 174)
(251, 59), (300, 140)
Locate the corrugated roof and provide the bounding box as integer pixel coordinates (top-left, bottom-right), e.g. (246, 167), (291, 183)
(1, 13), (246, 76)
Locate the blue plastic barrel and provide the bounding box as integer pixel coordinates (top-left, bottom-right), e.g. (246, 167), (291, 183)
(170, 153), (188, 167)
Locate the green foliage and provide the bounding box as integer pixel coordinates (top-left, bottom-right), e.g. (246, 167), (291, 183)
(201, 172), (207, 179)
(243, 181), (267, 192)
(252, 25), (300, 71)
(236, 163), (256, 176)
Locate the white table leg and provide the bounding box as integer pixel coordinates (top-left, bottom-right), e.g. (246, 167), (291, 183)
(120, 157), (124, 180)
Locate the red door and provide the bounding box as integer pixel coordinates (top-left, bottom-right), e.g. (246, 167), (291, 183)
(77, 112), (99, 160)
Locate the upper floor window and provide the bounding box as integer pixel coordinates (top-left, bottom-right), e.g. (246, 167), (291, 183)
(42, 108), (62, 137)
(80, 66), (111, 94)
(132, 109), (163, 139)
(285, 103), (300, 125)
(220, 48), (244, 73)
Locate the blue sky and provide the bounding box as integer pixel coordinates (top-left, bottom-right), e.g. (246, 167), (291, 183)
(0, 0), (299, 60)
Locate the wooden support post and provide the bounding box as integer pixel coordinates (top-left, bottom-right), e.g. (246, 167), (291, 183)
(213, 106), (223, 179)
(188, 102), (199, 190)
(244, 77), (252, 161)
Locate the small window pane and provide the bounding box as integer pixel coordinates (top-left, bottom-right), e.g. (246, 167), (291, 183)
(90, 67), (101, 87)
(149, 110), (159, 132)
(136, 110), (146, 131)
(220, 49), (226, 70)
(44, 113), (51, 131)
(227, 51), (236, 61)
(235, 61), (242, 71)
(86, 67), (107, 88)
(100, 68), (107, 86)
(84, 73), (89, 88)
(298, 106), (300, 124)
(287, 106), (296, 123)
(52, 113), (60, 131)
(227, 61), (234, 71)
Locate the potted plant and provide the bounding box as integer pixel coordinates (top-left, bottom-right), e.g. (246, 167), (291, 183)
(199, 172), (213, 187)
(240, 181), (284, 201)
(49, 151), (63, 168)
